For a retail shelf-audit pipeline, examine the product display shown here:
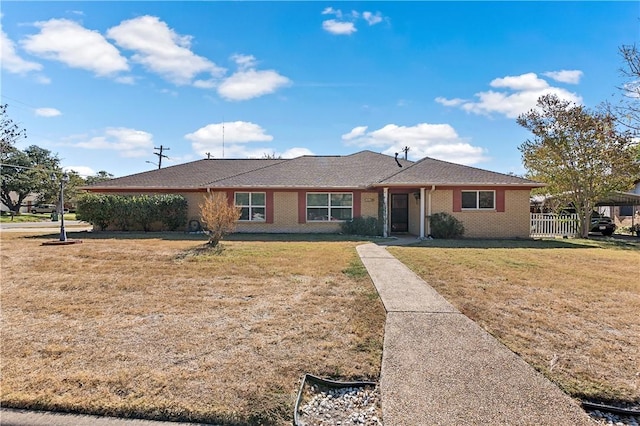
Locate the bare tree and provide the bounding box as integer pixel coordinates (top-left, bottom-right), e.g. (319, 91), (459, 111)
(616, 44), (640, 132)
(199, 192), (241, 248)
(0, 104), (26, 153)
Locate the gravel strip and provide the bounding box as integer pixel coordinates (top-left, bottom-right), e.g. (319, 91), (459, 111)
(296, 383), (382, 426)
(588, 409), (640, 425)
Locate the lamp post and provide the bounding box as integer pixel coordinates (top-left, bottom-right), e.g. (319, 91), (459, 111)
(51, 172), (69, 242)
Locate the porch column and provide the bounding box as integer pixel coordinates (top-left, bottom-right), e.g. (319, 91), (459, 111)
(383, 187), (389, 238)
(419, 187), (426, 239)
(427, 185), (435, 236)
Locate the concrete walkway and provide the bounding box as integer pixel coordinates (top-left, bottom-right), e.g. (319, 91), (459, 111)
(0, 408), (214, 426)
(356, 242), (594, 425)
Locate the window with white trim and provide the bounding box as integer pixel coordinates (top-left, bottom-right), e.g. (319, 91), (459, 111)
(306, 193), (353, 221)
(461, 190), (495, 210)
(235, 192), (266, 221)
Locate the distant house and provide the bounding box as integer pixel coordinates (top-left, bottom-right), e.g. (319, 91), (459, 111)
(84, 150), (543, 238)
(1, 192), (39, 214)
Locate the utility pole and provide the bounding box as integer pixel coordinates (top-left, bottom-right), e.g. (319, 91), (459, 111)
(153, 145), (170, 169)
(402, 146), (410, 160)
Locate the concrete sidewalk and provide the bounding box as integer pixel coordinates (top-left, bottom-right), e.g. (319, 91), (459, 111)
(0, 408), (215, 426)
(356, 243), (593, 425)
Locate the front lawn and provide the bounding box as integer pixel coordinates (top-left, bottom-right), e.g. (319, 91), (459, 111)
(4, 232), (636, 423)
(389, 238), (640, 405)
(0, 232), (385, 425)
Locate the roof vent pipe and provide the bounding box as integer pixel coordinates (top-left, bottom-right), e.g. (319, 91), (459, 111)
(394, 153), (403, 168)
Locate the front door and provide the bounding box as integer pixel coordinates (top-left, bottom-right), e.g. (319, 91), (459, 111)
(391, 194), (409, 233)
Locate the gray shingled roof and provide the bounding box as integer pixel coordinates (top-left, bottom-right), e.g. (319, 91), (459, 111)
(86, 158), (285, 189)
(210, 151), (412, 188)
(378, 156), (542, 187)
(86, 151), (540, 190)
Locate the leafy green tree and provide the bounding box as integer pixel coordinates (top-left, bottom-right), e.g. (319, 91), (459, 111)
(518, 94), (640, 237)
(1, 145), (61, 214)
(1, 104), (29, 213)
(43, 170), (86, 212)
(85, 170), (114, 185)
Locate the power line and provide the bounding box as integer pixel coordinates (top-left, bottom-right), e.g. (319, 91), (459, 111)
(0, 94), (37, 109)
(152, 145), (170, 169)
(0, 163), (94, 178)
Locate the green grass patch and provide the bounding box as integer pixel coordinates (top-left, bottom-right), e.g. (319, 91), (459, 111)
(342, 257), (369, 280)
(1, 213), (77, 223)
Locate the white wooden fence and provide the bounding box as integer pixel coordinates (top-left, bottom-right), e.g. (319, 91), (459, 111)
(530, 213), (580, 238)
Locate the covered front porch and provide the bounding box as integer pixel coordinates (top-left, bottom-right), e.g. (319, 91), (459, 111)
(380, 187), (434, 239)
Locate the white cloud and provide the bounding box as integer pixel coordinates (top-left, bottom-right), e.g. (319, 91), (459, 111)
(184, 125), (311, 160)
(231, 53), (257, 70)
(543, 70), (583, 84)
(63, 165), (95, 177)
(321, 8), (385, 35)
(490, 73), (549, 91)
(322, 7), (341, 17)
(21, 19), (129, 76)
(322, 20), (357, 35)
(218, 68), (291, 101)
(74, 127), (153, 158)
(341, 126), (368, 141)
(437, 72), (583, 119)
(342, 123), (488, 165)
(193, 79), (217, 89)
(115, 75), (135, 85)
(435, 97), (465, 107)
(185, 121), (274, 156)
(280, 147), (314, 158)
(35, 75), (51, 84)
(107, 15), (224, 85)
(362, 11), (383, 25)
(0, 26), (43, 73)
(35, 107), (61, 117)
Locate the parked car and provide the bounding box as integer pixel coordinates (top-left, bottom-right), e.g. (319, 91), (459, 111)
(590, 213), (616, 236)
(30, 204), (58, 214)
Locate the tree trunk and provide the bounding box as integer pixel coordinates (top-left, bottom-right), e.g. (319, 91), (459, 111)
(1, 192), (26, 215)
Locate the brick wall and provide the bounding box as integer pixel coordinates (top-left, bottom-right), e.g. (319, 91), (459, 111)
(360, 191), (379, 218)
(430, 189), (531, 238)
(235, 191), (340, 233)
(408, 194), (421, 235)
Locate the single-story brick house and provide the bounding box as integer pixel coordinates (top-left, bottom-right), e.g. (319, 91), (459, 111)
(85, 150), (543, 238)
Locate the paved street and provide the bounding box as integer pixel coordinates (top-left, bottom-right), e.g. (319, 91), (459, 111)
(0, 220), (92, 233)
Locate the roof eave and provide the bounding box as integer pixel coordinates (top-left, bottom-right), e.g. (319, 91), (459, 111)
(83, 186), (203, 191)
(371, 182), (546, 188)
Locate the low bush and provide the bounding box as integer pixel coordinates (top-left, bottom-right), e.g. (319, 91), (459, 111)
(76, 194), (188, 232)
(429, 212), (465, 239)
(340, 216), (381, 236)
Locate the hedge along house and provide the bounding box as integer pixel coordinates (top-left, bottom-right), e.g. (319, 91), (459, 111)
(85, 150), (543, 238)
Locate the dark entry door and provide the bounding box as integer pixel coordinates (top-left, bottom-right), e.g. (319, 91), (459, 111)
(391, 194), (409, 232)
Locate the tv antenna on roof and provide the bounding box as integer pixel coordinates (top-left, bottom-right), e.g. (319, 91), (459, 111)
(222, 118), (225, 159)
(402, 146), (410, 160)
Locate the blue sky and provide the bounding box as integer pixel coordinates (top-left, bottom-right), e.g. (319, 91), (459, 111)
(1, 1), (638, 178)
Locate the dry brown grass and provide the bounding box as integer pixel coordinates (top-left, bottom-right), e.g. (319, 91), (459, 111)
(0, 232), (385, 425)
(388, 238), (640, 405)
